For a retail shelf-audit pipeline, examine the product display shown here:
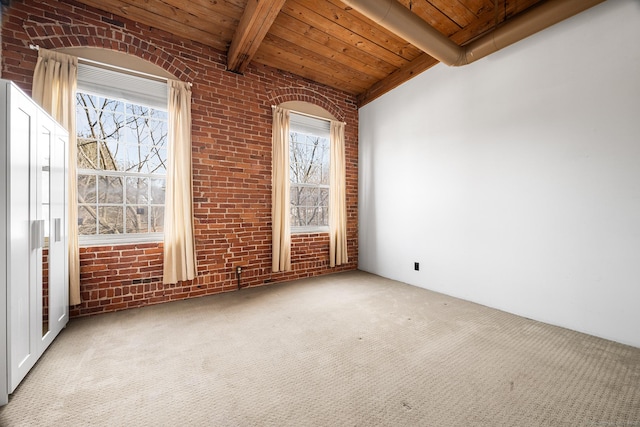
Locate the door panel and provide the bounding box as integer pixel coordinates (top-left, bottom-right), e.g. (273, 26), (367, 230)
(50, 130), (69, 334)
(8, 94), (39, 393)
(39, 116), (68, 351)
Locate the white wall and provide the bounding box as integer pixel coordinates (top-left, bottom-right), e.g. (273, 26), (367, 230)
(358, 0), (640, 348)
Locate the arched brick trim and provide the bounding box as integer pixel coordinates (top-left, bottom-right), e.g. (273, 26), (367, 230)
(267, 86), (346, 122)
(23, 21), (196, 82)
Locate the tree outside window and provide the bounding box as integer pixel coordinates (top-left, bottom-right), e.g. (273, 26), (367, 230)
(289, 124), (330, 232)
(76, 92), (168, 237)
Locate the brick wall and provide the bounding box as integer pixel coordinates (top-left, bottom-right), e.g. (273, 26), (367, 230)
(1, 0), (359, 318)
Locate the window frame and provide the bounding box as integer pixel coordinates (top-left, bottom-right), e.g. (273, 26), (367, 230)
(75, 62), (168, 246)
(288, 112), (331, 235)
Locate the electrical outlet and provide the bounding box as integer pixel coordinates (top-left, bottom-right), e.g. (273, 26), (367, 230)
(414, 262), (419, 271)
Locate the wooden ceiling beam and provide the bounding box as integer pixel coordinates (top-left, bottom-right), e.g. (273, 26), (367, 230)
(357, 54), (439, 107)
(227, 0), (288, 74)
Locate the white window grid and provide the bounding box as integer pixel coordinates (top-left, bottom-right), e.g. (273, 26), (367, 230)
(77, 170), (166, 245)
(289, 129), (330, 234)
(76, 86), (168, 245)
(290, 182), (330, 233)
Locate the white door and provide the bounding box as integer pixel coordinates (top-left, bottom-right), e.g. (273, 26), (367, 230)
(8, 85), (40, 393)
(39, 114), (69, 352)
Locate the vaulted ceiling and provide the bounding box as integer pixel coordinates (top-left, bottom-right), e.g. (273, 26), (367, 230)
(71, 0), (600, 106)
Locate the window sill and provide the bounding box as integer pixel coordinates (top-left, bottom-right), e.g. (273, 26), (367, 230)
(79, 233), (163, 247)
(291, 227), (329, 235)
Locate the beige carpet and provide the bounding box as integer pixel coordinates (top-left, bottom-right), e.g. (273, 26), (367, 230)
(1, 271), (639, 426)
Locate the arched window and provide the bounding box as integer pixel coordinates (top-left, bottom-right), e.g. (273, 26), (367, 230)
(272, 102), (348, 271)
(289, 112), (331, 232)
(76, 61), (169, 242)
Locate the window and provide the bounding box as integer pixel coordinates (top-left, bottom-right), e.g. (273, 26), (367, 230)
(289, 112), (330, 233)
(75, 63), (168, 243)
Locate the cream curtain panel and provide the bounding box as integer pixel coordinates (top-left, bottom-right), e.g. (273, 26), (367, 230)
(329, 120), (348, 267)
(163, 80), (197, 284)
(271, 106), (291, 272)
(32, 48), (81, 306)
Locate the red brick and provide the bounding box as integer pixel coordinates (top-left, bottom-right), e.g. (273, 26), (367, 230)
(3, 0), (358, 319)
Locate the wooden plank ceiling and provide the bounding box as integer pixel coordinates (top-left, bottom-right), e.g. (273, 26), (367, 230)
(73, 0), (548, 106)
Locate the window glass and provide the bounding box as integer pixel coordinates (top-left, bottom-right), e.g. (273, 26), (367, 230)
(289, 113), (330, 232)
(76, 75), (167, 243)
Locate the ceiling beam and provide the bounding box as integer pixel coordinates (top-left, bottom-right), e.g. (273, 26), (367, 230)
(357, 54), (439, 107)
(227, 0), (288, 74)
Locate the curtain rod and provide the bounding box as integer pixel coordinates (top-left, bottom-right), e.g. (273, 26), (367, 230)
(28, 44), (192, 87)
(272, 105), (346, 125)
